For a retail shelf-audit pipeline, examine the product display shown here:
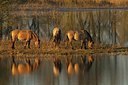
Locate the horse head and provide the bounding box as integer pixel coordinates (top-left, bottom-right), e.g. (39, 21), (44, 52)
(88, 40), (94, 49)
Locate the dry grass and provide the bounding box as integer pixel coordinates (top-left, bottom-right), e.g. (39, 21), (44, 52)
(0, 40), (128, 57)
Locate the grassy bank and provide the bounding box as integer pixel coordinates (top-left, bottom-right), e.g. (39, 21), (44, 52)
(0, 41), (128, 57)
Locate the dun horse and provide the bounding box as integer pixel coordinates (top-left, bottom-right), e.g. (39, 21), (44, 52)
(65, 29), (94, 49)
(52, 27), (61, 47)
(11, 29), (40, 49)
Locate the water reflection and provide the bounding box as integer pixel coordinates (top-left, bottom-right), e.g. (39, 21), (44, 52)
(81, 55), (94, 72)
(1, 54), (128, 85)
(11, 56), (40, 76)
(53, 57), (62, 77)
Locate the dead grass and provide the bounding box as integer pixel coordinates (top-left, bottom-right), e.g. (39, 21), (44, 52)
(0, 40), (128, 57)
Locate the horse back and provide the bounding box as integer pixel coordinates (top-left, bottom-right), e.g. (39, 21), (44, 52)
(11, 29), (33, 41)
(19, 30), (32, 40)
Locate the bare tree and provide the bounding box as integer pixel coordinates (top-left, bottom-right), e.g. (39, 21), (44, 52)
(77, 12), (88, 30)
(88, 12), (96, 42)
(112, 11), (117, 45)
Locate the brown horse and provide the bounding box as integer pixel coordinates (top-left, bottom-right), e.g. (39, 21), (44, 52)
(65, 29), (94, 49)
(11, 29), (40, 49)
(52, 27), (61, 47)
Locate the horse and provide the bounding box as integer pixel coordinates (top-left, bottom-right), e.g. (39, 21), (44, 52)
(52, 27), (61, 47)
(10, 29), (40, 49)
(65, 29), (94, 49)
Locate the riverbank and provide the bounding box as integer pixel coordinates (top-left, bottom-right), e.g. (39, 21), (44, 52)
(0, 41), (128, 57)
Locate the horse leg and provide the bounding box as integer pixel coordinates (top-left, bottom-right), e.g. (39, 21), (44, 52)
(27, 40), (31, 49)
(65, 40), (68, 49)
(53, 40), (56, 47)
(11, 37), (16, 49)
(80, 40), (84, 49)
(84, 40), (87, 49)
(24, 41), (27, 49)
(56, 39), (60, 48)
(11, 41), (15, 49)
(69, 41), (73, 49)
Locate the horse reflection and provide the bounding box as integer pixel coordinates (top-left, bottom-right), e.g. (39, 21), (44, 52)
(33, 57), (40, 70)
(74, 63), (80, 74)
(81, 55), (94, 71)
(65, 30), (94, 49)
(53, 57), (62, 77)
(66, 57), (80, 75)
(11, 57), (40, 76)
(11, 29), (40, 49)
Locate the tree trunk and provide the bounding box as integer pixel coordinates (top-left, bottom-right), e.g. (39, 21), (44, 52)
(112, 11), (117, 45)
(89, 12), (96, 42)
(98, 10), (101, 43)
(0, 18), (3, 40)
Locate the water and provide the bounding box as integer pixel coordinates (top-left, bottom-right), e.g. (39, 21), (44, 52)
(0, 54), (128, 85)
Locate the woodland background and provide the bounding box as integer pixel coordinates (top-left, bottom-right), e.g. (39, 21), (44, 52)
(0, 0), (128, 46)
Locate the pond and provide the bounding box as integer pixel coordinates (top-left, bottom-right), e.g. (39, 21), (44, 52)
(0, 54), (128, 85)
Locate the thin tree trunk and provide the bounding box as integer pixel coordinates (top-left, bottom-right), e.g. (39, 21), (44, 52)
(112, 11), (117, 45)
(108, 10), (111, 41)
(98, 10), (101, 43)
(89, 12), (96, 42)
(37, 16), (40, 36)
(0, 18), (3, 40)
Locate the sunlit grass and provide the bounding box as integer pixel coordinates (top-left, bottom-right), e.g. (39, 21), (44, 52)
(0, 40), (128, 57)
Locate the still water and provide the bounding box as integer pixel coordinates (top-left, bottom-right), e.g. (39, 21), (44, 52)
(0, 54), (128, 85)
